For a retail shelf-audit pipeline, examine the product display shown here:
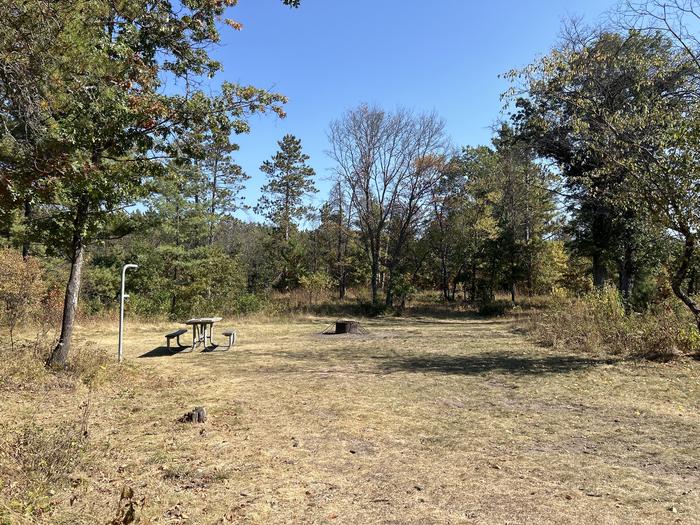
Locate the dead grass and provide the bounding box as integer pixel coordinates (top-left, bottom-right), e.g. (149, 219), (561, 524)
(1, 313), (698, 524)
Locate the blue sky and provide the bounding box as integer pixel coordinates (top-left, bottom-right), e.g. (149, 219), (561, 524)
(211, 0), (614, 222)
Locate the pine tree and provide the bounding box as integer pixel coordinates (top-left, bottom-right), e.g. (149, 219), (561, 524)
(256, 135), (317, 241)
(255, 134), (317, 289)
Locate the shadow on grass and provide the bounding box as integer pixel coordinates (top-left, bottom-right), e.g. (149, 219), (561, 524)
(191, 344), (615, 377)
(401, 304), (480, 320)
(140, 344), (230, 357)
(307, 302), (482, 321)
(139, 346), (183, 358)
(380, 352), (616, 376)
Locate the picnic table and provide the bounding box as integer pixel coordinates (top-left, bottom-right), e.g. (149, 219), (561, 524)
(184, 317), (223, 352)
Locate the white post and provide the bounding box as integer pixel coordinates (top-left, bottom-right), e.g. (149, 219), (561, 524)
(118, 264), (139, 363)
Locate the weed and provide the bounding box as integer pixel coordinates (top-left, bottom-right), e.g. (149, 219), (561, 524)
(526, 287), (700, 359)
(0, 403), (91, 518)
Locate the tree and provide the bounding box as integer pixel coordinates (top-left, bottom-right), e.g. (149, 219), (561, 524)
(617, 2), (700, 322)
(328, 104), (447, 305)
(326, 180), (356, 299)
(446, 147), (501, 302)
(299, 271), (333, 306)
(620, 0), (700, 69)
(0, 0), (297, 367)
(508, 26), (677, 299)
(490, 125), (558, 302)
(256, 134), (317, 242)
(255, 134), (317, 289)
(510, 23), (700, 325)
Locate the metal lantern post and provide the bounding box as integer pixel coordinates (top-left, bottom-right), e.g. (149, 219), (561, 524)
(118, 264), (139, 363)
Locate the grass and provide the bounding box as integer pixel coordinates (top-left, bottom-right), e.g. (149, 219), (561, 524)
(1, 311), (699, 524)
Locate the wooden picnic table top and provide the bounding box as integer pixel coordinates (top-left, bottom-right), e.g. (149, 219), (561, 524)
(184, 317), (223, 325)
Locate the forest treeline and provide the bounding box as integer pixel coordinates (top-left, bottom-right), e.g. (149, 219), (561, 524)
(3, 0), (700, 365)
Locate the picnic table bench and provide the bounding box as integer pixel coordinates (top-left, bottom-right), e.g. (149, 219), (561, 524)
(165, 328), (188, 352)
(220, 329), (237, 351)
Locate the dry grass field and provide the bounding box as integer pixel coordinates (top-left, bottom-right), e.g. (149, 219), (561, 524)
(1, 311), (699, 524)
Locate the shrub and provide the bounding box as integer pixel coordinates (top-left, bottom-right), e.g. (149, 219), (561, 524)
(527, 286), (700, 359)
(389, 273), (417, 310)
(233, 293), (268, 315)
(81, 264), (120, 315)
(478, 299), (513, 317)
(359, 301), (391, 317)
(0, 412), (91, 517)
(0, 250), (45, 348)
(299, 271), (334, 306)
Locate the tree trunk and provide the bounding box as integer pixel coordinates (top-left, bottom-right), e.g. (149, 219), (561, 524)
(370, 248), (380, 305)
(618, 244), (635, 303)
(208, 158), (219, 247)
(470, 262), (477, 303)
(440, 248), (450, 301)
(339, 271), (347, 300)
(22, 198), (32, 259)
(592, 252), (607, 290)
(385, 269), (394, 307)
(671, 229), (700, 332)
(688, 268), (697, 297)
(47, 202), (88, 368)
(336, 186), (345, 300)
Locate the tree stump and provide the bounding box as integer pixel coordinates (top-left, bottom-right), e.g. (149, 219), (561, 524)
(335, 320), (361, 334)
(179, 406), (207, 423)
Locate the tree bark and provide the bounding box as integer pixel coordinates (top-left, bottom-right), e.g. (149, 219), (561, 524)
(385, 269), (394, 307)
(618, 244), (635, 303)
(440, 247), (450, 301)
(369, 241), (380, 305)
(671, 229), (700, 331)
(22, 198), (32, 260)
(208, 158), (219, 247)
(47, 200), (88, 368)
(592, 252), (607, 289)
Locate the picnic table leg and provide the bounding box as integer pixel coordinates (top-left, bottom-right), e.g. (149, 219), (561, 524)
(199, 322), (209, 350)
(209, 323), (217, 346)
(186, 324), (197, 352)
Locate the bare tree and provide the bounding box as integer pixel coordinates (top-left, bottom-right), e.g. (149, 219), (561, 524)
(619, 0), (700, 70)
(327, 104), (447, 305)
(327, 179), (355, 300)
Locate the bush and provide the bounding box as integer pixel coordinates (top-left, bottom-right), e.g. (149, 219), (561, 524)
(0, 414), (90, 517)
(233, 293), (268, 315)
(527, 286), (700, 359)
(0, 250), (45, 348)
(81, 264), (120, 315)
(359, 301), (391, 317)
(478, 299), (514, 317)
(299, 271), (334, 306)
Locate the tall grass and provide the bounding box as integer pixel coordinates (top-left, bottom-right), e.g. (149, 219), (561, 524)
(527, 286), (700, 360)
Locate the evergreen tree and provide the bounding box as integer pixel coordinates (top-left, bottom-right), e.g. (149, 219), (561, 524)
(256, 135), (317, 241)
(255, 134), (317, 289)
